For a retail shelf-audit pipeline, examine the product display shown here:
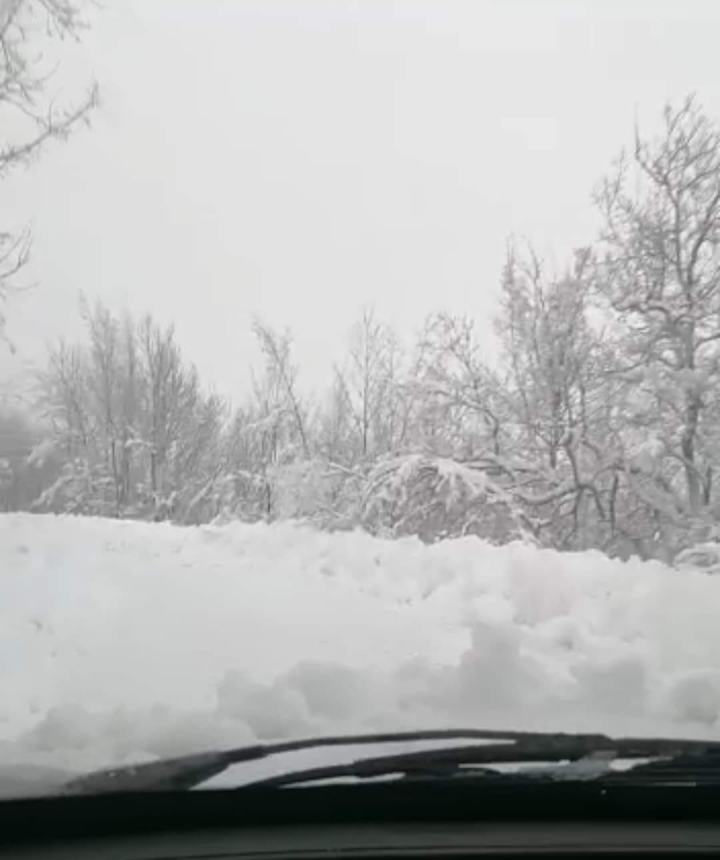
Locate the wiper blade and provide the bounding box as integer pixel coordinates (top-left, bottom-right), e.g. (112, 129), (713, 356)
(603, 748), (720, 785)
(238, 734), (720, 790)
(62, 729), (720, 795)
(63, 729), (529, 794)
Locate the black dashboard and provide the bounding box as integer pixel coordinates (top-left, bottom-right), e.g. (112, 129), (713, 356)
(3, 780), (720, 859)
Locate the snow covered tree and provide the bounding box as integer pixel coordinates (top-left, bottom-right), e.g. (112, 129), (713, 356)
(332, 308), (407, 463)
(0, 0), (97, 344)
(316, 370), (357, 466)
(202, 322), (315, 524)
(595, 96), (720, 550)
(413, 312), (506, 459)
(497, 242), (603, 469)
(0, 407), (59, 510)
(252, 320), (310, 460)
(492, 242), (623, 550)
(37, 304), (223, 520)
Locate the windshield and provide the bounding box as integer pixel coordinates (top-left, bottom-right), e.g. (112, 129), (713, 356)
(1, 0), (720, 798)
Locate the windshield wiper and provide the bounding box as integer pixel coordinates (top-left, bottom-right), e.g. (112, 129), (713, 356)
(63, 729), (517, 794)
(62, 729), (720, 795)
(235, 734), (720, 790)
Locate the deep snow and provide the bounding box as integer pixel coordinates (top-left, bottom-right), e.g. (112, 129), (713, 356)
(1, 513), (719, 782)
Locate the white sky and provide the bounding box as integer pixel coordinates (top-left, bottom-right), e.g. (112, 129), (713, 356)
(4, 0), (720, 402)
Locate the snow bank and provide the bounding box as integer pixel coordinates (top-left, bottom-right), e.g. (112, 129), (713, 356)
(0, 513), (718, 777)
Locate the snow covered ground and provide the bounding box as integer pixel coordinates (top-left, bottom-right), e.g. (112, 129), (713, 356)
(1, 513), (720, 783)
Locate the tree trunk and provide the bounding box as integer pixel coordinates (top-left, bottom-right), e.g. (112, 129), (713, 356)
(682, 396), (701, 513)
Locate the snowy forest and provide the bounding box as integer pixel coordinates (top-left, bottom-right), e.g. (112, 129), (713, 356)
(3, 9), (720, 564)
(4, 92), (720, 565)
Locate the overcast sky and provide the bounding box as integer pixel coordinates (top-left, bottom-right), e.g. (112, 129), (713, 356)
(4, 0), (720, 403)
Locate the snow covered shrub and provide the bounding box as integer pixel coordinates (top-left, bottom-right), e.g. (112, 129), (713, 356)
(360, 454), (531, 543)
(674, 542), (720, 576)
(32, 458), (118, 517)
(268, 459), (362, 529)
(187, 470), (271, 525)
(269, 459), (334, 520)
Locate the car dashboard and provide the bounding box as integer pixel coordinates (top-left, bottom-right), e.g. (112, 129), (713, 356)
(2, 780), (720, 859)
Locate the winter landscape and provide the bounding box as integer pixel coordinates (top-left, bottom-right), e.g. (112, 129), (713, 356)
(4, 1), (720, 785)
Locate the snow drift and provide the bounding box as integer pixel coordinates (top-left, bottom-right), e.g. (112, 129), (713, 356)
(0, 513), (718, 778)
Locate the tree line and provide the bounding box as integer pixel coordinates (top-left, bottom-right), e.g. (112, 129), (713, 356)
(5, 95), (720, 563)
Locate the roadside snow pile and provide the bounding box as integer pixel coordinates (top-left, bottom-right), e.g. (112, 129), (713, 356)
(1, 513), (719, 777)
